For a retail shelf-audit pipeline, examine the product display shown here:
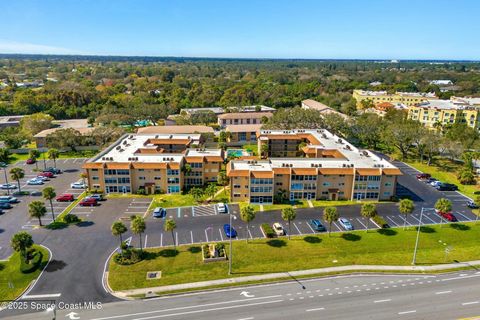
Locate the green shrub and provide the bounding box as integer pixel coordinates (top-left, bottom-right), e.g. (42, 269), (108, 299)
(114, 248), (144, 265)
(20, 250), (43, 274)
(261, 223), (275, 238)
(63, 214), (80, 224)
(371, 215), (389, 229)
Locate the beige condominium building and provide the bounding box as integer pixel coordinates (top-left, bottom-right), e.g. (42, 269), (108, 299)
(353, 89), (437, 108)
(83, 133), (223, 194)
(227, 129), (401, 204)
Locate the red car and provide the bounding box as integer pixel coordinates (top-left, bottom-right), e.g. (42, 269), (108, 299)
(79, 197), (97, 207)
(39, 171), (55, 178)
(26, 158), (36, 165)
(441, 212), (457, 222)
(416, 173), (431, 180)
(56, 194), (74, 202)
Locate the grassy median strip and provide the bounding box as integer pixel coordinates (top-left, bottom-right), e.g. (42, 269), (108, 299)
(46, 191), (86, 229)
(109, 222), (480, 291)
(0, 245), (50, 301)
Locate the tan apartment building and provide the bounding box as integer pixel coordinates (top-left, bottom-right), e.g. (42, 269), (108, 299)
(228, 129), (401, 203)
(353, 89), (437, 108)
(83, 133), (223, 194)
(218, 112), (273, 127)
(301, 99), (349, 119)
(225, 124), (262, 146)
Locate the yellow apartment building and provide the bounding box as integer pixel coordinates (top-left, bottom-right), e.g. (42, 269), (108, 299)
(353, 89), (437, 108)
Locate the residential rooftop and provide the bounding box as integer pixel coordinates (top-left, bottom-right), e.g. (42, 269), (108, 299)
(218, 112), (273, 120)
(225, 124), (263, 133)
(137, 125), (214, 134)
(354, 90), (437, 98)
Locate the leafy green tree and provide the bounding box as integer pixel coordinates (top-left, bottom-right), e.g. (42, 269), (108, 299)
(29, 149), (41, 170)
(10, 167), (24, 192)
(131, 216), (146, 250)
(323, 206), (339, 237)
(20, 112), (54, 136)
(47, 148), (60, 168)
(111, 221), (128, 253)
(164, 218), (177, 250)
(240, 205), (256, 243)
(398, 198), (415, 230)
(42, 187), (57, 221)
(189, 187), (204, 202)
(217, 171), (228, 187)
(281, 207), (296, 239)
(205, 183), (217, 201)
(11, 232), (34, 263)
(360, 203), (377, 231)
(46, 128), (82, 151)
(0, 148), (11, 164)
(29, 201), (47, 226)
(435, 198), (452, 225)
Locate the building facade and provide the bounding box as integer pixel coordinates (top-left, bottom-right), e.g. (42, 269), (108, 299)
(218, 112), (273, 127)
(225, 124), (262, 146)
(83, 133), (223, 194)
(353, 89), (437, 108)
(228, 129), (401, 204)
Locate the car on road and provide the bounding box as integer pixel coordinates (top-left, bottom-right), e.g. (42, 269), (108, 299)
(0, 202), (13, 209)
(0, 183), (17, 190)
(38, 171), (55, 178)
(223, 223), (237, 238)
(27, 178), (44, 185)
(416, 173), (431, 181)
(0, 196), (19, 203)
(426, 177), (438, 184)
(86, 194), (104, 201)
(217, 202), (227, 214)
(79, 197), (98, 207)
(25, 158), (36, 165)
(467, 200), (479, 209)
(435, 183), (458, 191)
(56, 194), (75, 202)
(153, 207), (166, 218)
(309, 219), (326, 232)
(71, 182), (87, 189)
(339, 218), (354, 231)
(272, 222), (285, 236)
(430, 180), (442, 187)
(44, 167), (62, 174)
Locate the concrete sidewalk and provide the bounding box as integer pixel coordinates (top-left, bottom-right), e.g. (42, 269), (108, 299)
(113, 260), (480, 297)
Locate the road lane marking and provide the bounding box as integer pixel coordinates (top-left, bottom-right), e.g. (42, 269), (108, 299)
(306, 307), (325, 312)
(160, 233), (163, 247)
(144, 235), (148, 248)
(23, 293), (61, 299)
(306, 222), (315, 233)
(204, 229), (209, 242)
(374, 299), (391, 303)
(435, 290), (452, 295)
(219, 228), (224, 241)
(398, 310), (416, 315)
(455, 211), (472, 221)
(190, 230), (194, 244)
(443, 274), (480, 281)
(462, 301), (479, 306)
(237, 317), (254, 320)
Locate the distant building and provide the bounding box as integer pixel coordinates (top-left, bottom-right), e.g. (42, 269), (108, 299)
(137, 125), (214, 135)
(369, 81), (382, 86)
(180, 107), (225, 116)
(217, 112), (273, 127)
(353, 90), (438, 108)
(429, 80), (453, 86)
(301, 99), (349, 119)
(0, 115), (24, 128)
(34, 119), (92, 148)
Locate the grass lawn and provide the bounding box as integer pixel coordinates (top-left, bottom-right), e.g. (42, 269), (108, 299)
(108, 222), (480, 291)
(151, 193), (198, 209)
(406, 158), (479, 199)
(0, 245), (50, 300)
(242, 143), (258, 156)
(9, 150), (98, 164)
(238, 199), (374, 213)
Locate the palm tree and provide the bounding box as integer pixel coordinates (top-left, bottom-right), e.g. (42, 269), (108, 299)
(240, 205), (256, 242)
(164, 218), (177, 249)
(11, 232), (34, 263)
(474, 195), (480, 223)
(42, 187), (57, 221)
(435, 198), (452, 226)
(281, 206), (296, 239)
(47, 148), (60, 168)
(130, 216), (146, 250)
(323, 206), (339, 237)
(29, 201), (47, 226)
(189, 187), (204, 202)
(10, 167), (24, 193)
(398, 198), (415, 230)
(80, 172), (88, 187)
(360, 203), (377, 232)
(111, 221), (127, 253)
(29, 149), (41, 170)
(0, 148), (11, 164)
(205, 183), (217, 201)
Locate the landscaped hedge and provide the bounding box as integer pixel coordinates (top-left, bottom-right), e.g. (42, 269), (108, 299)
(371, 215), (389, 229)
(114, 249), (144, 265)
(20, 250), (43, 274)
(261, 223), (275, 238)
(63, 213), (80, 224)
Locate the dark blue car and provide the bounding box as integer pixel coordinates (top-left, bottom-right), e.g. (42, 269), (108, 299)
(223, 224), (237, 238)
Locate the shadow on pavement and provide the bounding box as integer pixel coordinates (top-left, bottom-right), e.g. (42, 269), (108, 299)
(45, 259), (67, 272)
(76, 221), (95, 227)
(395, 183), (423, 202)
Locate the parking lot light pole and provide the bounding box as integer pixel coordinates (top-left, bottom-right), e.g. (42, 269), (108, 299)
(228, 213), (236, 275)
(412, 207), (425, 265)
(0, 162), (9, 195)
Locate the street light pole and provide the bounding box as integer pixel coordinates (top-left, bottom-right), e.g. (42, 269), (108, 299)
(229, 212), (233, 275)
(412, 207), (424, 265)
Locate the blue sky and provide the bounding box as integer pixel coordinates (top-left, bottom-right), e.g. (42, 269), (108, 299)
(0, 0), (479, 59)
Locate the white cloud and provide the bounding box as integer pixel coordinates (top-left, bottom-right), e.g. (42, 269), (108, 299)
(0, 39), (84, 55)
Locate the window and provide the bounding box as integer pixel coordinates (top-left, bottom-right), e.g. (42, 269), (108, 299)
(167, 178), (180, 184)
(105, 178), (117, 184)
(154, 176), (161, 180)
(275, 182), (283, 186)
(322, 182), (330, 187)
(383, 192), (390, 196)
(239, 132), (247, 141)
(118, 177), (130, 184)
(233, 184), (241, 189)
(138, 169), (144, 172)
(251, 178), (273, 185)
(167, 186), (180, 193)
(167, 169), (179, 175)
(338, 182), (345, 186)
(384, 182), (392, 187)
(154, 169), (161, 172)
(105, 169), (117, 175)
(250, 186), (273, 193)
(190, 163), (203, 168)
(117, 170), (129, 175)
(91, 169), (98, 172)
(92, 176), (99, 181)
(291, 183), (303, 191)
(139, 177), (146, 180)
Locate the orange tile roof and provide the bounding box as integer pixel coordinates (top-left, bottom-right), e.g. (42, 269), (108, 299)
(356, 168), (381, 176)
(292, 168), (317, 175)
(146, 138), (191, 145)
(218, 112), (273, 120)
(132, 163), (167, 169)
(137, 125), (214, 134)
(227, 170), (250, 177)
(185, 156), (204, 163)
(83, 162), (104, 169)
(319, 168), (354, 175)
(382, 168), (402, 175)
(168, 163), (180, 170)
(251, 171), (274, 178)
(105, 163), (131, 169)
(273, 167), (291, 174)
(205, 156), (223, 162)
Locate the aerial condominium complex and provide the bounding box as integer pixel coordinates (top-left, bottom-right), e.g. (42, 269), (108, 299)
(83, 133), (223, 194)
(408, 98), (480, 130)
(352, 89), (437, 108)
(227, 129), (401, 204)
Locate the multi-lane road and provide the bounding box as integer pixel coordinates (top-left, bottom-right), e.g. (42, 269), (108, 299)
(5, 270), (480, 320)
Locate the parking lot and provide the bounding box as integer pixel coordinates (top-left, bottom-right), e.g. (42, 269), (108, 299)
(0, 158), (88, 258)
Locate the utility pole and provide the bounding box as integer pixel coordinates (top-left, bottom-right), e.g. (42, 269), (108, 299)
(412, 207), (424, 265)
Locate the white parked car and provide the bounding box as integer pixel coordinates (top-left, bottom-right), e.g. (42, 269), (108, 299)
(36, 175), (49, 181)
(0, 183), (17, 190)
(217, 203), (227, 214)
(272, 222), (285, 236)
(339, 218), (354, 231)
(70, 182), (87, 189)
(27, 178), (44, 185)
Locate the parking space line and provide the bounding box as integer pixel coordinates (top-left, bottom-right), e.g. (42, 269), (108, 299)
(260, 225), (266, 238)
(144, 235), (148, 248)
(385, 216), (400, 227)
(422, 214), (437, 224)
(356, 218), (367, 229)
(248, 229), (253, 240)
(293, 222), (302, 234)
(160, 233), (163, 247)
(175, 232), (178, 246)
(410, 215), (422, 224)
(178, 207), (181, 218)
(332, 221), (342, 231)
(219, 229), (224, 241)
(190, 230), (194, 244)
(205, 229), (209, 242)
(455, 211), (472, 221)
(192, 206), (195, 217)
(306, 222), (315, 233)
